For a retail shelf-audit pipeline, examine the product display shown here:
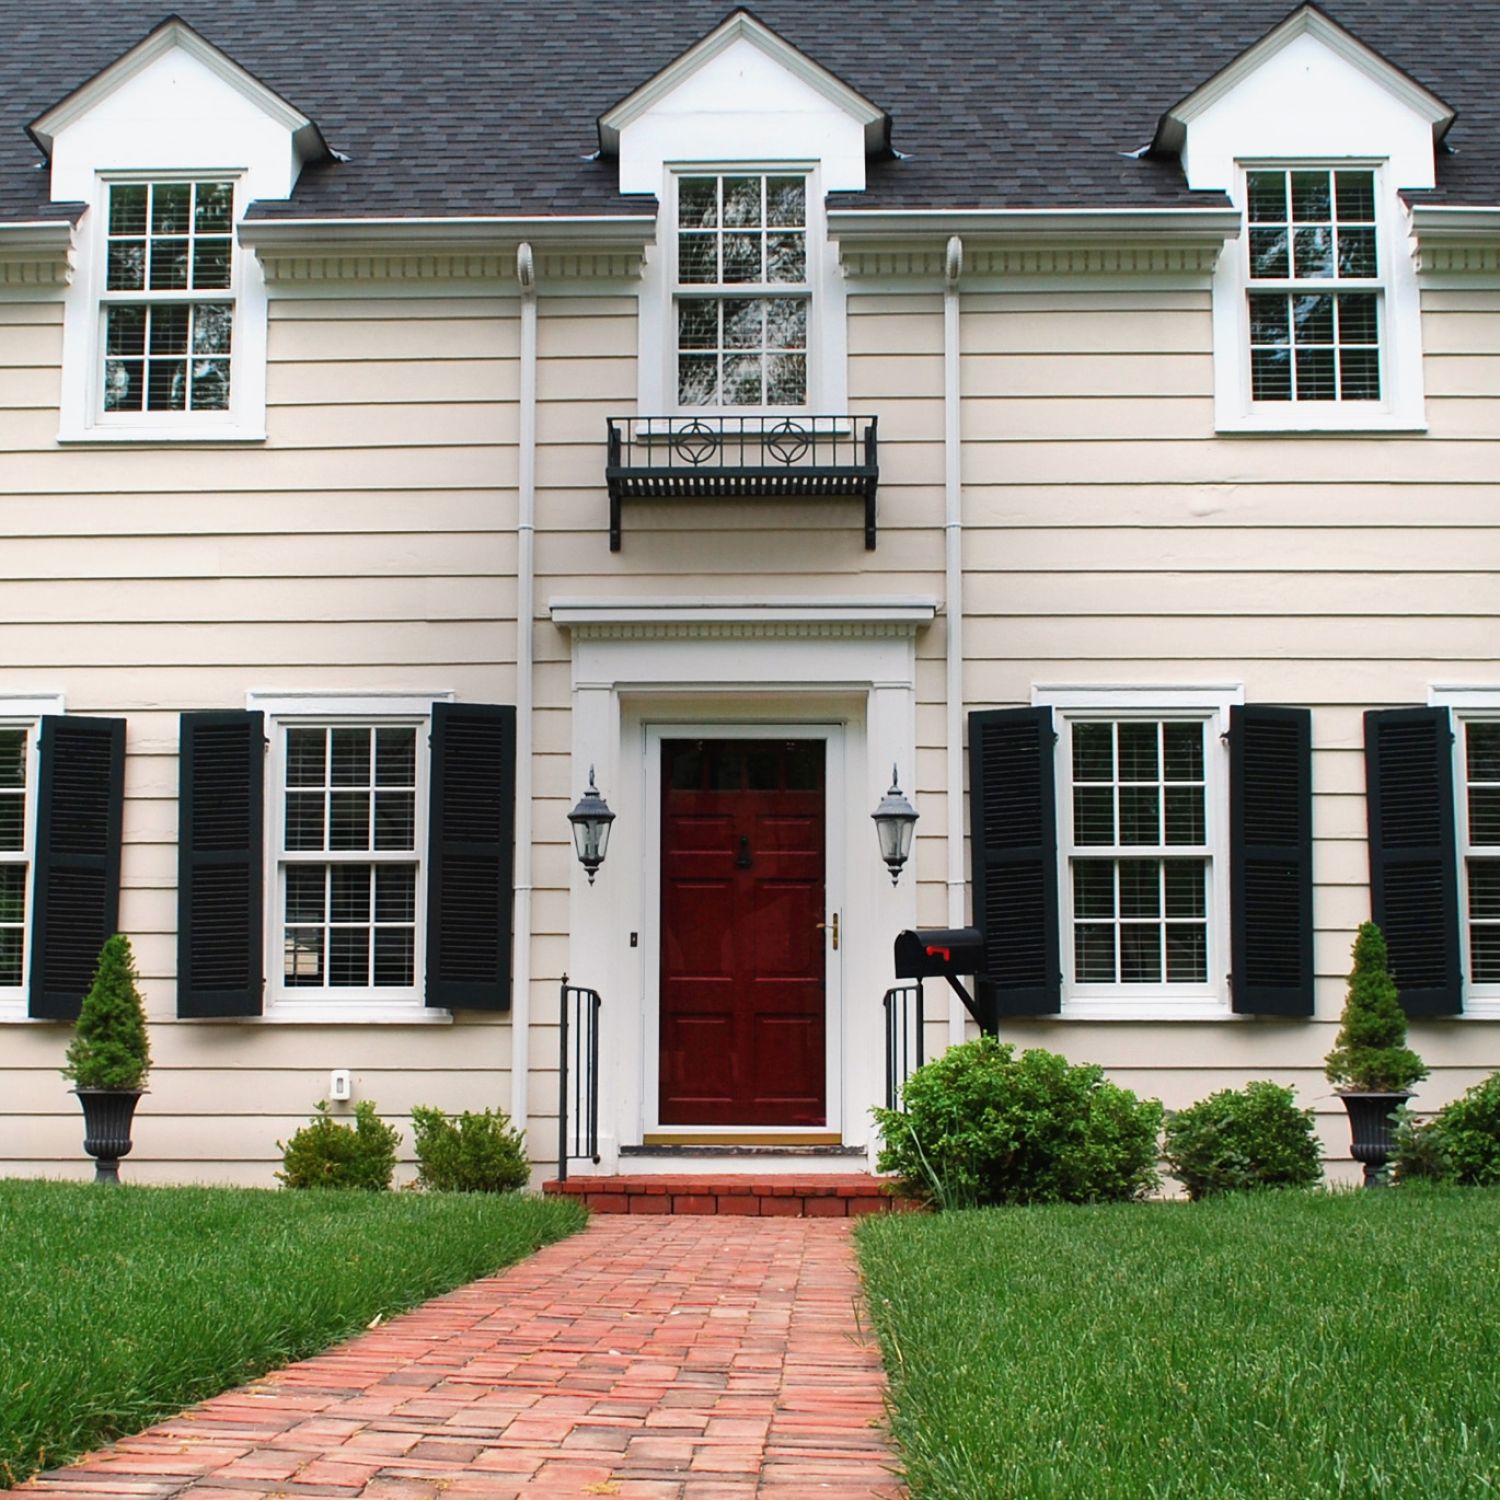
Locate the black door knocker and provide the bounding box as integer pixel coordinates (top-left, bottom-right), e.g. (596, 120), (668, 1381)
(736, 834), (753, 869)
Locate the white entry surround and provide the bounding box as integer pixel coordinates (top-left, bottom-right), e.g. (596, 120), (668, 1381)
(550, 597), (934, 1170)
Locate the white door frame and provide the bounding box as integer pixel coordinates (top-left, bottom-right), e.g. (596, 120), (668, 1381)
(643, 720), (846, 1136)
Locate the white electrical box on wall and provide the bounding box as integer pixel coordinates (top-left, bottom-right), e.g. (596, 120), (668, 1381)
(329, 1069), (353, 1102)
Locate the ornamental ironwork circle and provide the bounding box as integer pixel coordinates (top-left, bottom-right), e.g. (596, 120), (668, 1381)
(765, 418), (811, 466)
(673, 419), (718, 465)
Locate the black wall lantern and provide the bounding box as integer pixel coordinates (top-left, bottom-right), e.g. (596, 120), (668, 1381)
(568, 766), (615, 884)
(872, 765), (918, 885)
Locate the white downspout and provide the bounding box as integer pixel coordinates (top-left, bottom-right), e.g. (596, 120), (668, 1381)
(510, 243), (536, 1130)
(944, 235), (968, 1047)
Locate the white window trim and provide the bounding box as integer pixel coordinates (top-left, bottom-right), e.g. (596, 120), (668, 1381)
(59, 168), (268, 444)
(1034, 685), (1242, 1020)
(248, 690), (454, 1024)
(0, 693), (66, 1023)
(639, 160), (848, 417)
(1213, 158), (1426, 433)
(1429, 686), (1500, 1018)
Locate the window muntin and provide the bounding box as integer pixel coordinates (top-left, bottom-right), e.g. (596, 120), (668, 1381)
(1065, 718), (1211, 988)
(101, 180), (234, 414)
(1462, 720), (1500, 984)
(1245, 167), (1381, 403)
(0, 726), (30, 993)
(676, 173), (808, 408)
(276, 723), (421, 996)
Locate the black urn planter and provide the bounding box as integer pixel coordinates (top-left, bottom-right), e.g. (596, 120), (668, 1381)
(74, 1088), (144, 1184)
(1339, 1091), (1411, 1188)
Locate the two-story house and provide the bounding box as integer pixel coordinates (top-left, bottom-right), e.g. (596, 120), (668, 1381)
(2, 0), (1498, 1188)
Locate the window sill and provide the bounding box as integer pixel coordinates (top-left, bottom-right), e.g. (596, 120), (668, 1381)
(58, 426), (268, 446)
(248, 1001), (454, 1025)
(1215, 410), (1427, 436)
(1057, 999), (1239, 1022)
(1452, 1001), (1500, 1020)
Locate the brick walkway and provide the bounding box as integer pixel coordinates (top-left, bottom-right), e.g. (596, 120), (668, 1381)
(19, 1217), (904, 1500)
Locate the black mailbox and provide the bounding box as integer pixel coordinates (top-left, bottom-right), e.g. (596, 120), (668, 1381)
(894, 927), (985, 980)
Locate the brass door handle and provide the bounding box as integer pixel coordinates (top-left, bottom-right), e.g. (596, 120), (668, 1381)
(816, 914), (840, 950)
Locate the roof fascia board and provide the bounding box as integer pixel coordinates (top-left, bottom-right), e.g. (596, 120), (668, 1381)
(1155, 5), (1456, 155)
(1409, 205), (1500, 237)
(828, 206), (1243, 241)
(238, 215), (657, 252)
(597, 9), (886, 155)
(29, 16), (327, 161)
(0, 220), (75, 249)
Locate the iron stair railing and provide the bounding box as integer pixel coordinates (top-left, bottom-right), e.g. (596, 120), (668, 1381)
(883, 980), (925, 1113)
(557, 975), (601, 1183)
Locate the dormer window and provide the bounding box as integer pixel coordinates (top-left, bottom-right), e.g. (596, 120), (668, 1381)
(675, 173), (809, 408)
(1245, 167), (1381, 403)
(102, 179), (235, 414)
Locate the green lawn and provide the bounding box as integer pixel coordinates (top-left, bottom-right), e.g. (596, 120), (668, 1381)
(0, 1180), (586, 1489)
(858, 1188), (1500, 1499)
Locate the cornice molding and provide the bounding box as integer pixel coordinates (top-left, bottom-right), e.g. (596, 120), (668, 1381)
(839, 239), (1229, 279)
(255, 246), (645, 284)
(551, 597), (937, 641)
(1411, 207), (1500, 273)
(0, 223), (74, 287)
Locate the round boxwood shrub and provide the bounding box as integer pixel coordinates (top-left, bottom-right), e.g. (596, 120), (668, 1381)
(411, 1105), (530, 1193)
(278, 1100), (399, 1190)
(1393, 1072), (1500, 1186)
(1163, 1080), (1322, 1200)
(873, 1037), (1162, 1209)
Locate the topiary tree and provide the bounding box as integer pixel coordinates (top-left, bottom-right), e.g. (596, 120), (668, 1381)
(62, 933), (151, 1091)
(1324, 921), (1428, 1094)
(1164, 1081), (1322, 1200)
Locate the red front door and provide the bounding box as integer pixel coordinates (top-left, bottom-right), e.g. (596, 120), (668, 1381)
(659, 739), (826, 1126)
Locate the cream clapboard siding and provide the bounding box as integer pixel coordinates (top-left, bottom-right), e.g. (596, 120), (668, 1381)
(1, 290), (525, 1184)
(934, 279), (1500, 1179)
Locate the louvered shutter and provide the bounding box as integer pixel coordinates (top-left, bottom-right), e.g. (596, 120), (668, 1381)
(29, 716), (126, 1020)
(426, 702), (516, 1010)
(1229, 705), (1313, 1015)
(177, 712), (264, 1017)
(969, 707), (1060, 1018)
(1364, 707), (1462, 1015)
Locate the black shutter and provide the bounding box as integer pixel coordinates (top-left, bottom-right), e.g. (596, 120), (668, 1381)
(177, 712), (264, 1017)
(29, 716), (126, 1020)
(426, 702), (516, 1010)
(1229, 705), (1313, 1016)
(969, 707), (1060, 1018)
(1364, 707), (1462, 1016)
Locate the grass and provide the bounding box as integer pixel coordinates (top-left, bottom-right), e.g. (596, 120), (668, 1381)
(0, 1180), (586, 1489)
(858, 1187), (1500, 1499)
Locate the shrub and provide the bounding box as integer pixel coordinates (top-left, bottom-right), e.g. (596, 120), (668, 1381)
(1324, 921), (1428, 1094)
(873, 1037), (1162, 1208)
(62, 934), (151, 1091)
(1163, 1081), (1322, 1200)
(1393, 1074), (1500, 1186)
(411, 1105), (530, 1193)
(278, 1100), (399, 1190)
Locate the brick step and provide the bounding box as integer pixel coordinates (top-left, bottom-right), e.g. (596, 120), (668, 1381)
(542, 1171), (920, 1217)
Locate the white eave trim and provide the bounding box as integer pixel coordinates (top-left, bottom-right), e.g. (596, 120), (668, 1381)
(1410, 205), (1500, 274)
(237, 214), (657, 251)
(1155, 4), (1455, 156)
(828, 206), (1242, 241)
(29, 16), (328, 162)
(597, 9), (887, 156)
(551, 597), (938, 638)
(0, 219), (75, 287)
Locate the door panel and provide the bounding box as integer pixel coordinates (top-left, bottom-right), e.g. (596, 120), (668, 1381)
(660, 738), (826, 1126)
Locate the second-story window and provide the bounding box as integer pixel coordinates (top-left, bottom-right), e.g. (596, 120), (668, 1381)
(675, 173), (808, 408)
(102, 179), (234, 414)
(1246, 167), (1381, 404)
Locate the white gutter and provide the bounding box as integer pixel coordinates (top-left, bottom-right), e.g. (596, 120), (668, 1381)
(828, 205), (1241, 245)
(943, 235), (967, 1047)
(510, 242), (537, 1133)
(238, 214), (656, 251)
(1407, 205), (1500, 237)
(0, 219), (76, 246)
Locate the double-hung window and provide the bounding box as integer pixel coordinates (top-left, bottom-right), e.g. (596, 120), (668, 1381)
(1063, 715), (1216, 998)
(0, 724), (32, 1005)
(274, 720), (424, 1005)
(1245, 166), (1381, 405)
(1460, 717), (1500, 990)
(675, 172), (809, 408)
(101, 178), (235, 415)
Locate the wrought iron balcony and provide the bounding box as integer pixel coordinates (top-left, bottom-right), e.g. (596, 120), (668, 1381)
(605, 414), (879, 552)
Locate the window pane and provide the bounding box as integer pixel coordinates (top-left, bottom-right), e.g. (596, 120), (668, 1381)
(1340, 348), (1380, 402)
(0, 927), (22, 987)
(722, 354), (762, 405)
(1337, 227), (1377, 278)
(1295, 346), (1336, 402)
(149, 237), (190, 290)
(285, 792), (325, 851)
(1468, 860), (1500, 919)
(1290, 171), (1332, 222)
(330, 791), (371, 850)
(722, 177), (762, 227)
(110, 183), (148, 235)
(331, 728), (371, 786)
(374, 791), (415, 851)
(1468, 723), (1500, 783)
(1117, 722), (1158, 781)
(678, 234), (718, 283)
(1072, 722), (1114, 782)
(1249, 227), (1289, 279)
(767, 232), (806, 283)
(1470, 787), (1500, 845)
(722, 233), (761, 283)
(1335, 171), (1376, 222)
(1073, 861), (1115, 919)
(1293, 226), (1334, 279)
(678, 301), (718, 350)
(1337, 294), (1379, 345)
(192, 238), (232, 290)
(376, 728), (416, 786)
(374, 927), (415, 987)
(151, 183), (191, 233)
(1163, 722), (1203, 781)
(329, 927), (369, 986)
(767, 177), (805, 227)
(0, 864), (24, 921)
(146, 360), (187, 411)
(1073, 786), (1115, 845)
(679, 178), (718, 229)
(1249, 293), (1290, 344)
(1246, 172), (1286, 224)
(1166, 925), (1207, 983)
(1293, 298), (1334, 352)
(678, 354), (719, 406)
(0, 794), (21, 851)
(104, 361), (144, 412)
(0, 730), (24, 788)
(284, 928), (324, 985)
(194, 181), (233, 234)
(193, 305), (233, 355)
(1165, 860), (1206, 919)
(107, 241), (145, 290)
(287, 728), (326, 786)
(1075, 923), (1116, 983)
(1252, 347), (1292, 401)
(722, 298), (763, 349)
(375, 865), (416, 922)
(1120, 925), (1162, 983)
(191, 360), (231, 411)
(285, 865), (325, 923)
(1118, 786), (1159, 845)
(766, 298), (807, 350)
(106, 306), (147, 356)
(1118, 859), (1159, 918)
(330, 865), (371, 923)
(1165, 786), (1205, 846)
(149, 305), (190, 354)
(766, 354), (806, 406)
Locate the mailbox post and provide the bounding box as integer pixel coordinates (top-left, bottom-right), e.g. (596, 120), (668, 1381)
(893, 927), (993, 1034)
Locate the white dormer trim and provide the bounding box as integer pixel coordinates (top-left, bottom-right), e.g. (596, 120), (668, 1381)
(29, 17), (327, 165)
(1156, 4), (1455, 156)
(598, 10), (886, 158)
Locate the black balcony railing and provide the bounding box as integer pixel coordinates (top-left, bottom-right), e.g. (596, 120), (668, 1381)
(557, 975), (601, 1184)
(605, 414), (879, 551)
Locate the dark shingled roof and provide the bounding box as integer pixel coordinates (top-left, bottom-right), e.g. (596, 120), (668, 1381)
(1, 0), (1496, 225)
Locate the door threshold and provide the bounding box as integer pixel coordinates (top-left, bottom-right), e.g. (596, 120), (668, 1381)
(626, 1142), (865, 1158)
(643, 1132), (844, 1148)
